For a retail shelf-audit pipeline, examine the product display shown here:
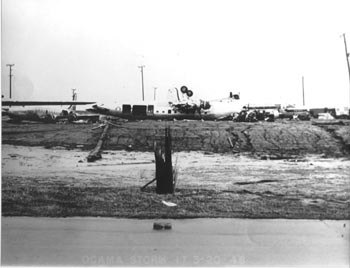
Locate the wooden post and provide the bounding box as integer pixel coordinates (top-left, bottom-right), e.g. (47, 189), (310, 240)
(164, 126), (174, 193)
(155, 126), (174, 194)
(87, 124), (110, 162)
(155, 145), (166, 193)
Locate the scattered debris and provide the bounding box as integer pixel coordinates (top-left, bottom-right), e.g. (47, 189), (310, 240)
(91, 124), (105, 130)
(227, 137), (234, 148)
(312, 120), (345, 126)
(234, 109), (275, 122)
(153, 222), (172, 230)
(141, 178), (156, 191)
(161, 200), (177, 207)
(318, 113), (335, 120)
(87, 124), (110, 162)
(106, 121), (124, 128)
(235, 179), (279, 185)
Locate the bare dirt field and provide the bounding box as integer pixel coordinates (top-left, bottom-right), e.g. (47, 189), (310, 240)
(2, 119), (350, 157)
(2, 119), (350, 219)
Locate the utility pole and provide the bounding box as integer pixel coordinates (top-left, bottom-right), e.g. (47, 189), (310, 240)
(72, 89), (77, 101)
(302, 76), (305, 106)
(342, 33), (350, 107)
(138, 65), (145, 101)
(154, 87), (157, 101)
(6, 64), (15, 99)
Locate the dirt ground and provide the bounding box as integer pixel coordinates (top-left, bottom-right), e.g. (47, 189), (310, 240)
(2, 119), (350, 157)
(2, 118), (350, 219)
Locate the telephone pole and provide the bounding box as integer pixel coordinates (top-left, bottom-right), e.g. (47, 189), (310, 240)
(302, 76), (305, 106)
(342, 33), (350, 106)
(6, 64), (15, 99)
(138, 65), (145, 101)
(154, 87), (157, 101)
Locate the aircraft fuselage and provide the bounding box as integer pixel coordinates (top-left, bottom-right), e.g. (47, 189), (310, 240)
(88, 99), (242, 121)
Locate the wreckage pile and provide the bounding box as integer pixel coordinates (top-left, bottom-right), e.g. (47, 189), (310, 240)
(234, 109), (275, 122)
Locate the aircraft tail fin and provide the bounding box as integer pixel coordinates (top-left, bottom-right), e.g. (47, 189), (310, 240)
(167, 88), (181, 103)
(68, 91), (78, 111)
(168, 86), (194, 103)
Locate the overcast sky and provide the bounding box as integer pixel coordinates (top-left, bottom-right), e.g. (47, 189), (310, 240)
(2, 0), (350, 107)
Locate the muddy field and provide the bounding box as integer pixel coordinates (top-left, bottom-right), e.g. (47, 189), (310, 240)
(2, 119), (350, 219)
(2, 119), (350, 157)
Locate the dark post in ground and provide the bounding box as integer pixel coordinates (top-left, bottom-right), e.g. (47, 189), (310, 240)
(155, 126), (174, 194)
(87, 124), (110, 162)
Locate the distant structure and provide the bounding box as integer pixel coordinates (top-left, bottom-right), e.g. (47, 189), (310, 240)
(6, 64), (15, 99)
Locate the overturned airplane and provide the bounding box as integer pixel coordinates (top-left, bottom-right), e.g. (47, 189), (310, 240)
(87, 86), (243, 121)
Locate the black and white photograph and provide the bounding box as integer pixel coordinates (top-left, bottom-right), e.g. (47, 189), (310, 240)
(1, 0), (350, 266)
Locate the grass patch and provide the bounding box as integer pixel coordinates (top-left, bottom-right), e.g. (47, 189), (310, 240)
(2, 185), (349, 219)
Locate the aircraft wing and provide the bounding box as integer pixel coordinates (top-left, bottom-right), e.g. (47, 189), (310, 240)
(86, 105), (119, 116)
(2, 101), (95, 106)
